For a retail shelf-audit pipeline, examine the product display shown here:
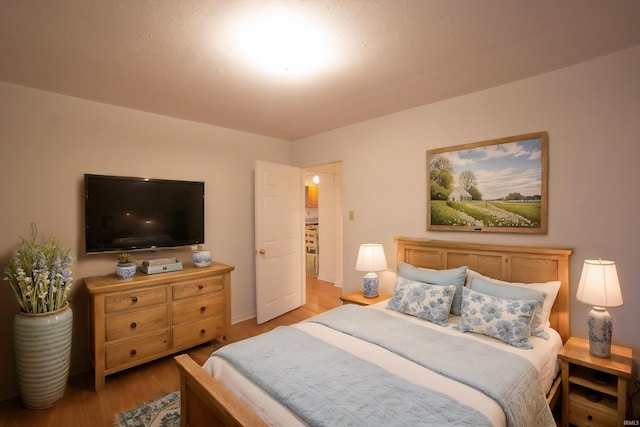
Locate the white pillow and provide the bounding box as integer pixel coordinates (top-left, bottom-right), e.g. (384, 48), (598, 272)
(466, 269), (560, 332)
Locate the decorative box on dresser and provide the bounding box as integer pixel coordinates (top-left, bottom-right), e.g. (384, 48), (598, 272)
(558, 336), (633, 427)
(85, 262), (234, 391)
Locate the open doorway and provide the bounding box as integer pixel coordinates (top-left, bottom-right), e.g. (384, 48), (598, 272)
(303, 162), (343, 288)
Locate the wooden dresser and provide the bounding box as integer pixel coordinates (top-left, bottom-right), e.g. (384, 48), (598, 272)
(85, 262), (234, 391)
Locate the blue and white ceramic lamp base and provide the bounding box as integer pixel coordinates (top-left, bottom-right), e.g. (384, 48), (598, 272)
(587, 307), (613, 357)
(362, 273), (379, 298)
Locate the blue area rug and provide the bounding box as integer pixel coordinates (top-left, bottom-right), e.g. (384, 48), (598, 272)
(113, 391), (180, 427)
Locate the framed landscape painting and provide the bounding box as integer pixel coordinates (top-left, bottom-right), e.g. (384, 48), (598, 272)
(427, 132), (548, 234)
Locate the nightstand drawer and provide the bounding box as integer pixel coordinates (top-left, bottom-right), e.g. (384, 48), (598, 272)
(569, 393), (617, 427)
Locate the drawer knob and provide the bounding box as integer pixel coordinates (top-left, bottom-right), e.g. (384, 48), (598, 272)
(131, 296), (138, 303)
(198, 284), (204, 290)
(200, 329), (206, 335)
(587, 415), (592, 421)
(130, 322), (137, 329)
(130, 349), (137, 356)
(200, 306), (207, 312)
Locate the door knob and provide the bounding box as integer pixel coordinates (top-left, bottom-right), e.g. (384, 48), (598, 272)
(258, 249), (266, 255)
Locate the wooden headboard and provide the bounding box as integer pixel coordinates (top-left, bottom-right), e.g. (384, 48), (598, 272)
(395, 238), (573, 343)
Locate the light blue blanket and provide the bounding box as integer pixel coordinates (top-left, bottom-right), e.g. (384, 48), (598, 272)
(306, 305), (555, 427)
(214, 326), (491, 426)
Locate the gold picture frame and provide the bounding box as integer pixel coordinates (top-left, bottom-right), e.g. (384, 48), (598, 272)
(427, 131), (548, 234)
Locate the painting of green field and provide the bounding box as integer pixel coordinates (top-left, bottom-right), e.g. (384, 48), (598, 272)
(430, 200), (541, 228)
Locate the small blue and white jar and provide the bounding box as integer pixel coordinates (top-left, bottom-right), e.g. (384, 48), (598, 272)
(116, 263), (137, 279)
(192, 250), (212, 267)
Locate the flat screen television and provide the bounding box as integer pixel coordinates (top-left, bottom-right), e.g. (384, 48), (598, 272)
(84, 174), (205, 253)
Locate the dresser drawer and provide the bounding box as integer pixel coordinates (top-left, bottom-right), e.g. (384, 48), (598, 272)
(105, 331), (170, 370)
(172, 293), (223, 325)
(172, 276), (224, 300)
(105, 286), (167, 313)
(105, 305), (168, 342)
(173, 315), (224, 347)
(569, 396), (617, 427)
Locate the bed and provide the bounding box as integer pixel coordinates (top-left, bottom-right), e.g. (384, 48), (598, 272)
(175, 238), (572, 426)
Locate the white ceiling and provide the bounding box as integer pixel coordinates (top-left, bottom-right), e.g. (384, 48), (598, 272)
(2, 1), (640, 141)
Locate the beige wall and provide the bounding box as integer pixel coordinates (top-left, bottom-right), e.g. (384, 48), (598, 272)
(1, 44), (639, 401)
(293, 46), (640, 357)
(0, 82), (292, 400)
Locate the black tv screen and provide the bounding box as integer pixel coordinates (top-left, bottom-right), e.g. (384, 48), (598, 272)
(84, 174), (205, 253)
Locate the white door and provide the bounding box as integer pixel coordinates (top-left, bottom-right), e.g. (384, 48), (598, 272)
(255, 160), (305, 324)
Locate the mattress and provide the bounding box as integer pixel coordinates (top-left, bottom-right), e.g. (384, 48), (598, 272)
(203, 301), (562, 426)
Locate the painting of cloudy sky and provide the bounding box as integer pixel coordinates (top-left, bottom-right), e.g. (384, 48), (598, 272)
(444, 138), (542, 200)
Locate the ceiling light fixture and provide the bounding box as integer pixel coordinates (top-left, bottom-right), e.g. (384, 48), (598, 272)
(224, 7), (337, 79)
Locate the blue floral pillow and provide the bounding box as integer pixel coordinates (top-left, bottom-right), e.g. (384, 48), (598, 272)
(458, 287), (539, 349)
(386, 276), (456, 326)
(470, 275), (549, 339)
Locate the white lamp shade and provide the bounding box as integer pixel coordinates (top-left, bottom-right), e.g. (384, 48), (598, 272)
(576, 259), (623, 308)
(355, 244), (387, 272)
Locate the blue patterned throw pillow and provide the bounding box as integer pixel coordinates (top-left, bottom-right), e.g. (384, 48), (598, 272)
(387, 276), (456, 326)
(397, 263), (467, 315)
(459, 287), (538, 349)
(470, 275), (549, 340)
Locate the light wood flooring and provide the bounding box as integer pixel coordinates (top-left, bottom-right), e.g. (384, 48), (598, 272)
(0, 276), (342, 427)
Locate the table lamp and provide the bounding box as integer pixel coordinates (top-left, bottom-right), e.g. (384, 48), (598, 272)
(355, 243), (387, 298)
(576, 259), (623, 357)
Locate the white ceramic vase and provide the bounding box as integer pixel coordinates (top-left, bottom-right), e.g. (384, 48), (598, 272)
(13, 303), (73, 409)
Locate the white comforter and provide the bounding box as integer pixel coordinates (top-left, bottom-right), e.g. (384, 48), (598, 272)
(203, 302), (562, 426)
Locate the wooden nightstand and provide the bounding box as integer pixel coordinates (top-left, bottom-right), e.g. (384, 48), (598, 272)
(558, 337), (633, 427)
(340, 292), (391, 306)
